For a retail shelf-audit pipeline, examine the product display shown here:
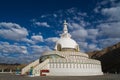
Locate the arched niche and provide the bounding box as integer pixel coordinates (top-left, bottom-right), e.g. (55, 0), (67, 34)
(57, 44), (62, 51)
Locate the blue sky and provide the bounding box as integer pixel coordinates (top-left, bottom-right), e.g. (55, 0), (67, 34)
(0, 0), (120, 64)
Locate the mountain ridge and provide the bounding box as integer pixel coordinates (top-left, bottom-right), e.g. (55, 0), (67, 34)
(88, 42), (120, 73)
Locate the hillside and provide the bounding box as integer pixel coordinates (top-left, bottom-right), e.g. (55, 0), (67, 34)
(0, 63), (26, 72)
(88, 42), (120, 73)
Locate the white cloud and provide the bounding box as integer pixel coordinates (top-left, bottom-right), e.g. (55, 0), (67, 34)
(88, 44), (100, 51)
(87, 29), (98, 35)
(45, 37), (59, 43)
(0, 42), (28, 54)
(68, 23), (83, 30)
(88, 44), (96, 49)
(34, 22), (50, 27)
(71, 29), (88, 41)
(79, 42), (88, 52)
(0, 41), (52, 63)
(77, 42), (97, 52)
(66, 22), (100, 52)
(31, 45), (51, 54)
(77, 12), (87, 17)
(78, 41), (101, 52)
(0, 22), (28, 41)
(21, 38), (35, 44)
(67, 22), (89, 41)
(31, 35), (44, 43)
(87, 29), (98, 39)
(21, 34), (44, 44)
(0, 53), (36, 64)
(40, 14), (49, 18)
(93, 1), (120, 49)
(98, 22), (120, 38)
(94, 0), (117, 13)
(67, 8), (77, 14)
(101, 7), (120, 20)
(100, 1), (110, 5)
(98, 38), (120, 48)
(94, 0), (120, 20)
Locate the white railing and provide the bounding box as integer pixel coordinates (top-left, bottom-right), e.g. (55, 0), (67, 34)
(33, 59), (49, 75)
(21, 59), (39, 75)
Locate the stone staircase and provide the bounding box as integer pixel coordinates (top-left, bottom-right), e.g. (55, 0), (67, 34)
(33, 59), (49, 76)
(21, 59), (39, 75)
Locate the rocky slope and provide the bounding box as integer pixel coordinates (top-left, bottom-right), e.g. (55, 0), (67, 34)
(88, 42), (120, 73)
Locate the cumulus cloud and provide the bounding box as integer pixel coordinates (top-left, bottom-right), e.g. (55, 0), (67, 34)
(92, 0), (120, 50)
(66, 19), (88, 41)
(0, 22), (28, 41)
(0, 53), (36, 64)
(31, 35), (44, 43)
(0, 41), (52, 63)
(95, 0), (120, 39)
(98, 38), (120, 48)
(45, 37), (59, 43)
(78, 42), (88, 52)
(21, 34), (44, 44)
(44, 37), (59, 49)
(78, 42), (101, 52)
(68, 23), (83, 30)
(0, 42), (28, 54)
(87, 29), (98, 39)
(71, 29), (88, 41)
(94, 0), (117, 13)
(31, 45), (51, 54)
(21, 38), (35, 44)
(94, 0), (120, 21)
(101, 7), (120, 20)
(98, 22), (120, 38)
(88, 44), (101, 51)
(34, 22), (50, 27)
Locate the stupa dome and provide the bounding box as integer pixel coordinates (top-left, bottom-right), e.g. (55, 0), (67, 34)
(54, 20), (80, 51)
(55, 37), (79, 51)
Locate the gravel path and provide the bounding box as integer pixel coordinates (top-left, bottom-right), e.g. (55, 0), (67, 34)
(0, 73), (120, 80)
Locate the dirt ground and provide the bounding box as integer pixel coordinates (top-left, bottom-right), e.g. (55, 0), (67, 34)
(0, 73), (120, 80)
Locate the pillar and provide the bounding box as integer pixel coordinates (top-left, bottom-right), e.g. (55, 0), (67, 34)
(10, 69), (12, 73)
(2, 69), (4, 72)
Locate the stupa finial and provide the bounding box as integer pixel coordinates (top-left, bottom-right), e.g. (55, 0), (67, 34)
(63, 20), (68, 33)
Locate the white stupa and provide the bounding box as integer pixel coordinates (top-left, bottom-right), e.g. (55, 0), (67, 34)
(21, 20), (103, 76)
